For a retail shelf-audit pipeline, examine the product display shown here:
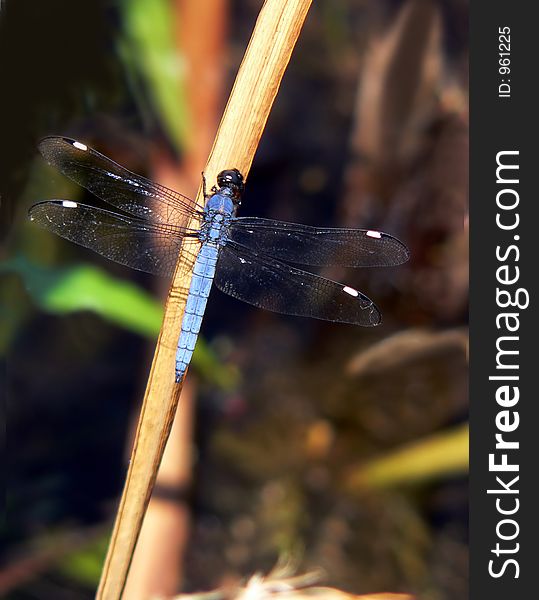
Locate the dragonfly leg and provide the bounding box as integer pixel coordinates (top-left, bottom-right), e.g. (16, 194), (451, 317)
(202, 171), (208, 198)
(202, 172), (219, 198)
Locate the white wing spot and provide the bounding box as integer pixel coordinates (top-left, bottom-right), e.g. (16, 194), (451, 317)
(343, 286), (359, 297)
(72, 141), (88, 151)
(62, 200), (78, 208)
(366, 230), (382, 239)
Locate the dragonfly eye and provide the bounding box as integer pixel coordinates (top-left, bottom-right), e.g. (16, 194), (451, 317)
(217, 169), (245, 200)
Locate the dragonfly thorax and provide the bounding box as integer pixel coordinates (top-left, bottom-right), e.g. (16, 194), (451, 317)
(205, 192), (236, 215)
(200, 192), (236, 245)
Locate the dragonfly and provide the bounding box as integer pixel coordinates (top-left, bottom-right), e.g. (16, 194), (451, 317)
(29, 136), (409, 382)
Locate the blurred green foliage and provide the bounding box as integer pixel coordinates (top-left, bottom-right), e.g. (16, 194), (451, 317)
(347, 423), (469, 490)
(3, 256), (162, 338)
(2, 256), (238, 389)
(119, 0), (189, 151)
(57, 533), (109, 588)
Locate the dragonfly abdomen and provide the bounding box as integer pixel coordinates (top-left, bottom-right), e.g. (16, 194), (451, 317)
(175, 243), (219, 382)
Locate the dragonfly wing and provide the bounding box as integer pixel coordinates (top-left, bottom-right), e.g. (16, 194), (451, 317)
(38, 136), (203, 227)
(29, 200), (201, 276)
(214, 241), (381, 326)
(228, 217), (409, 267)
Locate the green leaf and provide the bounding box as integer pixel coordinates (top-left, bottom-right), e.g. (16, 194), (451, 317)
(2, 256), (238, 388)
(2, 256), (162, 337)
(346, 423), (469, 490)
(120, 0), (189, 151)
(192, 336), (240, 391)
(58, 531), (109, 587)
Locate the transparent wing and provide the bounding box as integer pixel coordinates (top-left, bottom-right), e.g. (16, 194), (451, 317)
(29, 200), (201, 276)
(228, 217), (409, 267)
(215, 241), (381, 326)
(38, 136), (203, 227)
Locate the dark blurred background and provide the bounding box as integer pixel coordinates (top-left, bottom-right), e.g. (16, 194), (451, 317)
(0, 0), (468, 598)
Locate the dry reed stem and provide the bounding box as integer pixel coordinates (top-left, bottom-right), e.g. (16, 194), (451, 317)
(122, 2), (228, 596)
(121, 381), (195, 599)
(96, 1), (313, 598)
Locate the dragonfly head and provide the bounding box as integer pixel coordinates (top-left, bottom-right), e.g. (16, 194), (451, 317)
(217, 169), (244, 204)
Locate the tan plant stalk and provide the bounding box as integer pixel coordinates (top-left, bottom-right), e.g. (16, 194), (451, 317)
(122, 2), (228, 597)
(96, 1), (314, 598)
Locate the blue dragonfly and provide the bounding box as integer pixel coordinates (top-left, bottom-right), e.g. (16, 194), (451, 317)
(29, 137), (409, 382)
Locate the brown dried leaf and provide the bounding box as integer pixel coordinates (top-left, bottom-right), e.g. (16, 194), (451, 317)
(354, 0), (442, 172)
(346, 328), (468, 378)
